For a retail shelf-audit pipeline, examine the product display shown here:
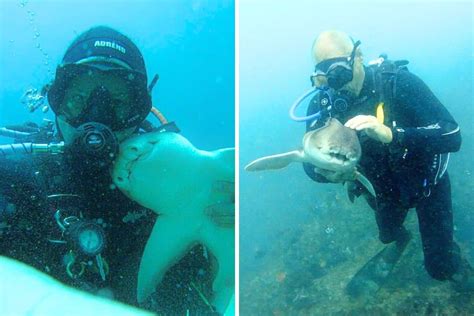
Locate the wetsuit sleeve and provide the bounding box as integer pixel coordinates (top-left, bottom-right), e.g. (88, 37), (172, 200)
(390, 71), (461, 154)
(302, 94), (331, 183)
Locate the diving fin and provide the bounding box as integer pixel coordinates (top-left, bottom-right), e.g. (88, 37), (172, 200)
(451, 258), (474, 293)
(346, 229), (411, 298)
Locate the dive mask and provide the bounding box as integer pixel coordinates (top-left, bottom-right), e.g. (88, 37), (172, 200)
(48, 63), (152, 131)
(310, 40), (361, 90)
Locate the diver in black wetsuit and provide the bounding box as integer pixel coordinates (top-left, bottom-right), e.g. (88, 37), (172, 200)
(0, 26), (216, 314)
(302, 30), (473, 292)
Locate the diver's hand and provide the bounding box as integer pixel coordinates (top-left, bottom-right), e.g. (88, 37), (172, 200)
(345, 115), (393, 143)
(315, 168), (357, 183)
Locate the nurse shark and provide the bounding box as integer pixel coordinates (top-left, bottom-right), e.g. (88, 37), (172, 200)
(112, 131), (235, 314)
(245, 118), (375, 197)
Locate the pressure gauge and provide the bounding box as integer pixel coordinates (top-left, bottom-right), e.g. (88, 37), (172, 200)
(68, 221), (106, 257)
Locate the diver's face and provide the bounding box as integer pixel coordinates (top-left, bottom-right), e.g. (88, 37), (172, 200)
(54, 66), (146, 143)
(57, 70), (140, 142)
(49, 63), (151, 133)
(312, 54), (365, 96)
(312, 37), (365, 97)
(59, 70), (134, 128)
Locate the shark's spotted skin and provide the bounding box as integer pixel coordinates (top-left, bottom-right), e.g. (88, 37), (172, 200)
(112, 132), (235, 314)
(245, 118), (375, 197)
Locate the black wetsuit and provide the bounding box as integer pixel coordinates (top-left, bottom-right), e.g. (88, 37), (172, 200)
(303, 65), (462, 280)
(0, 142), (156, 304)
(0, 132), (215, 314)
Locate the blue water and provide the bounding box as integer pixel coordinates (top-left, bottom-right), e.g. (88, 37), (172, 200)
(240, 0), (473, 312)
(0, 0), (234, 149)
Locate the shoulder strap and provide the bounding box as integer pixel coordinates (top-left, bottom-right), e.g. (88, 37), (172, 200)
(370, 57), (409, 126)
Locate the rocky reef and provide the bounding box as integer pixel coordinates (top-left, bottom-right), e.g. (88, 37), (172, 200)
(241, 189), (474, 315)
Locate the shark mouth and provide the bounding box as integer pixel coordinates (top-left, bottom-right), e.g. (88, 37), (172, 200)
(323, 146), (358, 166)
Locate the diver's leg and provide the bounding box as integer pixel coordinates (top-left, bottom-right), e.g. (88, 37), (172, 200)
(416, 173), (462, 280)
(373, 196), (409, 244)
(347, 196), (411, 297)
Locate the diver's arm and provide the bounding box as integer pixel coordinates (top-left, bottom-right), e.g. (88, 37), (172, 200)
(390, 71), (461, 154)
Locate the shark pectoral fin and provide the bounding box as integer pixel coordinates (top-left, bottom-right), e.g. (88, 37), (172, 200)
(137, 215), (198, 304)
(199, 221), (234, 314)
(245, 150), (304, 171)
(355, 172), (376, 197)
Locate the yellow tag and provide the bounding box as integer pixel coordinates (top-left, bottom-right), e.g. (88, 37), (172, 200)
(376, 102), (384, 124)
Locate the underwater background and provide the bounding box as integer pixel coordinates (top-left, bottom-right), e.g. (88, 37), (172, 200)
(240, 0), (473, 314)
(0, 0), (234, 150)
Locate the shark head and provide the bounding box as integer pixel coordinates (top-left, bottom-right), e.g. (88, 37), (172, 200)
(244, 117), (375, 197)
(303, 118), (361, 172)
(112, 131), (235, 314)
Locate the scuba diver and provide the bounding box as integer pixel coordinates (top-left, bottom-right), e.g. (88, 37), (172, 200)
(0, 26), (218, 314)
(292, 30), (473, 294)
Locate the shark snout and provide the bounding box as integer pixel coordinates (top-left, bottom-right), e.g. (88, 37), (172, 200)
(303, 120), (361, 170)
